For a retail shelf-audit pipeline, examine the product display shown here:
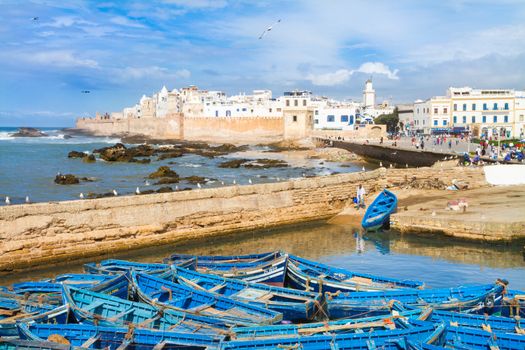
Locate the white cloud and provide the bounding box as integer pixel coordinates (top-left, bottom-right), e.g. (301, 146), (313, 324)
(307, 62), (399, 86)
(119, 66), (191, 80)
(25, 50), (99, 68)
(356, 62), (399, 80)
(109, 16), (146, 28)
(46, 16), (96, 28)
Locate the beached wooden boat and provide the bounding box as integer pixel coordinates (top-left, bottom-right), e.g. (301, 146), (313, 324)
(286, 254), (424, 293)
(221, 319), (439, 349)
(230, 308), (430, 339)
(168, 266), (323, 322)
(197, 255), (288, 286)
(63, 285), (231, 335)
(361, 189), (398, 231)
(132, 271), (282, 326)
(0, 304), (68, 337)
(18, 323), (224, 350)
(324, 282), (506, 319)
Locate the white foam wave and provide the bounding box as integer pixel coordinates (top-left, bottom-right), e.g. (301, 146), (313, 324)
(181, 163), (202, 168)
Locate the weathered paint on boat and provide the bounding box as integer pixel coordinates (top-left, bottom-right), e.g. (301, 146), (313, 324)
(361, 189), (398, 232)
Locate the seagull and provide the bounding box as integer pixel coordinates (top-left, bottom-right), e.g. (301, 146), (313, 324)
(392, 151), (398, 155)
(406, 164), (408, 168)
(302, 173), (306, 177)
(233, 179), (236, 185)
(175, 185), (179, 190)
(135, 187), (140, 195)
(145, 180), (151, 186)
(25, 196), (31, 204)
(32, 17), (39, 21)
(221, 181), (225, 185)
(79, 193), (84, 199)
(5, 196), (10, 205)
(112, 189), (118, 196)
(362, 166), (365, 172)
(197, 183), (201, 188)
(389, 164), (393, 168)
(276, 177), (280, 181)
(81, 90), (91, 94)
(258, 19), (281, 39)
(379, 161), (383, 167)
(248, 179), (252, 184)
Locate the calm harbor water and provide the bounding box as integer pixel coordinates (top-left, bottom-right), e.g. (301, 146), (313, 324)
(0, 126), (364, 204)
(1, 221), (524, 290)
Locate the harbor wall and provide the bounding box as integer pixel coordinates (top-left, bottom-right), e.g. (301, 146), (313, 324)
(0, 169), (386, 273)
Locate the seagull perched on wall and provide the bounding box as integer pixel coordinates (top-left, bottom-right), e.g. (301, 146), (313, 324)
(379, 161), (383, 167)
(233, 179), (236, 185)
(221, 181), (225, 185)
(135, 187), (140, 195)
(112, 189), (118, 196)
(258, 19), (281, 39)
(79, 193), (84, 199)
(197, 183), (201, 188)
(175, 185), (179, 190)
(25, 196), (31, 204)
(406, 164), (408, 168)
(248, 179), (252, 184)
(5, 196), (10, 205)
(362, 166), (365, 172)
(389, 164), (393, 168)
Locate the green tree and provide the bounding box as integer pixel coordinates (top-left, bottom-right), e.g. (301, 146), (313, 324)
(374, 107), (399, 133)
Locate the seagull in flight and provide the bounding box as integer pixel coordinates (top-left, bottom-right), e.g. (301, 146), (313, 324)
(81, 90), (91, 94)
(32, 17), (39, 21)
(259, 19), (281, 39)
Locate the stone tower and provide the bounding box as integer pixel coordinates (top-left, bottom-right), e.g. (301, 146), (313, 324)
(282, 93), (314, 140)
(363, 78), (376, 108)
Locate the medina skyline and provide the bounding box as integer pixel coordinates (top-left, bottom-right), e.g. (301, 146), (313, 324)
(1, 0), (524, 126)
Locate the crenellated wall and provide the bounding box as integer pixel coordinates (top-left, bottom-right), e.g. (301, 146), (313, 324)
(0, 169), (386, 273)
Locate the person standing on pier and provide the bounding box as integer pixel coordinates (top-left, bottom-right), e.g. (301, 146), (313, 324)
(356, 184), (366, 209)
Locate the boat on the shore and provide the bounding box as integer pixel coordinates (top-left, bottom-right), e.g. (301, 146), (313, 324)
(361, 189), (398, 231)
(132, 271), (283, 326)
(165, 266), (323, 322)
(286, 254), (424, 292)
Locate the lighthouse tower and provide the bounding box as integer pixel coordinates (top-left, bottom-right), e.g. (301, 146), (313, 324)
(363, 78), (375, 108)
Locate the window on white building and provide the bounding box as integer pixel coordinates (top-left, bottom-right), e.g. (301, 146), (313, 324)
(453, 116), (457, 123)
(443, 120), (447, 126)
(314, 119), (319, 124)
(292, 116), (297, 122)
(349, 115), (354, 124)
(286, 100), (290, 107)
(444, 107), (448, 114)
(453, 104), (457, 111)
(472, 116), (475, 123)
(341, 115), (349, 122)
(462, 104), (467, 111)
(434, 108), (438, 114)
(483, 103), (487, 111)
(504, 115), (509, 123)
(504, 103), (509, 110)
(482, 116), (486, 123)
(493, 116), (497, 123)
(303, 100), (307, 106)
(472, 104), (476, 111)
(294, 100), (298, 107)
(462, 116), (466, 123)
(315, 110), (319, 115)
(493, 103), (498, 110)
(327, 115), (335, 122)
(434, 120), (438, 126)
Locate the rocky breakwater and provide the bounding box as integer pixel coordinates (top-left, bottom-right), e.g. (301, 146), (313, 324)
(10, 127), (47, 137)
(0, 169), (385, 273)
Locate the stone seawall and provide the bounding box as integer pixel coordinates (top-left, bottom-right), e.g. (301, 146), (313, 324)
(0, 169), (385, 273)
(76, 115), (284, 142)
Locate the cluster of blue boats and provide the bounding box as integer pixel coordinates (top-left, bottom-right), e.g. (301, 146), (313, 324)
(0, 251), (523, 349)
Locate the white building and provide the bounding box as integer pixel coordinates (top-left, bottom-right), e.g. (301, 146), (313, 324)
(412, 87), (525, 138)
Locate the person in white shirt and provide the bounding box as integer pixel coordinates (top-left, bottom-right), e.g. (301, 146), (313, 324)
(356, 184), (366, 209)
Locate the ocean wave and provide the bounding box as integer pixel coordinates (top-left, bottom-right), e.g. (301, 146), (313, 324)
(0, 132), (121, 144)
(180, 163), (203, 168)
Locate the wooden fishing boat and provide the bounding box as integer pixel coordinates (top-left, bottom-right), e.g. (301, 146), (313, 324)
(0, 338), (85, 350)
(132, 272), (282, 326)
(18, 323), (223, 350)
(429, 309), (525, 334)
(230, 308), (430, 339)
(436, 324), (525, 350)
(0, 304), (68, 337)
(83, 258), (196, 275)
(221, 319), (439, 349)
(324, 282), (506, 319)
(168, 266), (323, 322)
(361, 189), (398, 231)
(286, 254), (424, 293)
(500, 289), (525, 318)
(164, 251), (281, 264)
(63, 285), (231, 335)
(197, 255), (288, 286)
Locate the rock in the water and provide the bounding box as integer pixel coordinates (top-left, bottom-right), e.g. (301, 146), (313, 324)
(93, 143), (154, 162)
(182, 175), (207, 184)
(157, 151), (184, 160)
(243, 159), (288, 168)
(129, 158), (151, 164)
(156, 186), (173, 193)
(148, 166), (179, 179)
(83, 154), (96, 163)
(155, 177), (180, 185)
(54, 174), (80, 185)
(11, 127), (47, 137)
(68, 151), (86, 158)
(218, 159), (249, 168)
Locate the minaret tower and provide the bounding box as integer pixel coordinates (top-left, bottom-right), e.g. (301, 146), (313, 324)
(363, 78), (375, 108)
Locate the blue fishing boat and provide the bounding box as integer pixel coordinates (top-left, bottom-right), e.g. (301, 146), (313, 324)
(18, 323), (224, 350)
(324, 282), (506, 319)
(222, 319), (439, 349)
(286, 254), (424, 293)
(168, 266), (323, 322)
(132, 272), (282, 326)
(0, 338), (83, 350)
(429, 309), (525, 333)
(436, 324), (525, 349)
(63, 285), (231, 335)
(361, 189), (398, 231)
(165, 251), (281, 264)
(0, 304), (68, 337)
(500, 289), (525, 318)
(231, 308), (430, 339)
(198, 255), (288, 286)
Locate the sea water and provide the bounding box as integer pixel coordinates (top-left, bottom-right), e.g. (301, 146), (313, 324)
(0, 126), (363, 204)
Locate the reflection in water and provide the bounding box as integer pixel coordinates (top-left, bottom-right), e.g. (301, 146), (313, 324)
(0, 221), (524, 289)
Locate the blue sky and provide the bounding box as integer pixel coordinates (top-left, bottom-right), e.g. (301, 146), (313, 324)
(1, 0), (524, 126)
